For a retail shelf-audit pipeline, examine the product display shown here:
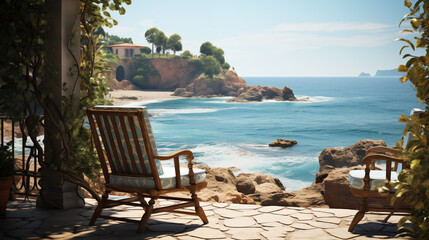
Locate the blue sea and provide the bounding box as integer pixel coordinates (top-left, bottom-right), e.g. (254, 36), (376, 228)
(142, 76), (420, 191)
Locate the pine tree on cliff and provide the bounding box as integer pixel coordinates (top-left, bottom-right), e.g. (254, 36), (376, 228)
(145, 27), (159, 57)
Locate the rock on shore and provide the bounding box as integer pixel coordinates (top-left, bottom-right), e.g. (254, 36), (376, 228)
(269, 138), (297, 148)
(318, 139), (386, 171)
(226, 86), (297, 102)
(173, 70), (303, 102)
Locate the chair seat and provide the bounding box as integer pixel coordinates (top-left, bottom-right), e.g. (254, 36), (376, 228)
(349, 170), (398, 191)
(110, 167), (206, 190)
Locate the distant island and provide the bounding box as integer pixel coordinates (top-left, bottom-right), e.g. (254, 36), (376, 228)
(358, 72), (371, 77)
(357, 68), (406, 77)
(374, 68), (406, 77)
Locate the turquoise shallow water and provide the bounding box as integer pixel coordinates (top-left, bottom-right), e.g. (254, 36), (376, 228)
(143, 76), (420, 191)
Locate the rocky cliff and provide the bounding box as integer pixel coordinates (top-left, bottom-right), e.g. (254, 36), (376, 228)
(143, 57), (197, 90)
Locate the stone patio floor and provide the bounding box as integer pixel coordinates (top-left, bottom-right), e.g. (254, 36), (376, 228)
(1, 197), (408, 240)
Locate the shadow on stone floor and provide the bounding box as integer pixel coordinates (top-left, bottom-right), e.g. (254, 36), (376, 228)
(352, 221), (411, 239)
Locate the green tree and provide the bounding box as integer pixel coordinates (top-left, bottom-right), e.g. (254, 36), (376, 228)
(213, 48), (225, 65)
(154, 31), (167, 56)
(145, 27), (159, 57)
(104, 32), (133, 47)
(167, 33), (182, 55)
(181, 50), (193, 59)
(201, 55), (220, 78)
(140, 46), (151, 55)
(222, 62), (230, 70)
(200, 41), (214, 56)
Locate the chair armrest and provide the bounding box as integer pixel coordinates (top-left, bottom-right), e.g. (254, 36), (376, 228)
(154, 150), (197, 187)
(154, 150), (194, 162)
(366, 146), (399, 156)
(361, 154), (406, 190)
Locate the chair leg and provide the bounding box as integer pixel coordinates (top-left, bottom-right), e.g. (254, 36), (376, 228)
(90, 191), (109, 226)
(191, 188), (208, 224)
(138, 194), (149, 211)
(348, 197), (367, 232)
(137, 197), (156, 233)
(384, 197), (403, 222)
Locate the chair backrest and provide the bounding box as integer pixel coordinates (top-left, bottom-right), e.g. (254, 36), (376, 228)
(396, 108), (424, 173)
(87, 105), (164, 182)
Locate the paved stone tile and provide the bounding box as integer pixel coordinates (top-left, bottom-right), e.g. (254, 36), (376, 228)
(227, 228), (262, 239)
(146, 223), (188, 233)
(272, 208), (299, 215)
(287, 206), (306, 210)
(291, 213), (314, 221)
(212, 203), (229, 208)
(288, 228), (337, 240)
(187, 227), (226, 239)
(176, 236), (201, 240)
(7, 228), (36, 238)
(260, 222), (283, 227)
(290, 222), (315, 230)
(331, 209), (358, 218)
(306, 220), (340, 229)
(260, 226), (290, 238)
(313, 211), (335, 218)
(214, 208), (259, 218)
(326, 228), (359, 239)
(158, 236), (178, 240)
(223, 217), (256, 228)
(316, 217), (342, 225)
(254, 213), (294, 225)
(258, 206), (284, 213)
(227, 203), (260, 210)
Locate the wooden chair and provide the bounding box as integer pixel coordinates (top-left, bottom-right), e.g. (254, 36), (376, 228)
(348, 108), (424, 232)
(86, 106), (208, 233)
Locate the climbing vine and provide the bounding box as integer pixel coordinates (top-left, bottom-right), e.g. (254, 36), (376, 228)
(0, 0), (131, 204)
(391, 0), (429, 238)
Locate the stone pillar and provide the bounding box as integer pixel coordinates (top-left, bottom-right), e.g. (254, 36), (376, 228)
(37, 0), (84, 209)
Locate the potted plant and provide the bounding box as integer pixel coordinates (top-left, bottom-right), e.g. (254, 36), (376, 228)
(0, 142), (14, 216)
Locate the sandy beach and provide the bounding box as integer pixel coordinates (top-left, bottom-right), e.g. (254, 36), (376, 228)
(107, 90), (182, 106)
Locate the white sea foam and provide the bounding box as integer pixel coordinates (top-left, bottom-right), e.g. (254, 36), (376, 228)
(9, 135), (44, 156)
(150, 108), (219, 116)
(295, 95), (336, 103)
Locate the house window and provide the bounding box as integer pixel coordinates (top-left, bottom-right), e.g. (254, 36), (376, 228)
(115, 49), (118, 55)
(130, 49), (134, 57)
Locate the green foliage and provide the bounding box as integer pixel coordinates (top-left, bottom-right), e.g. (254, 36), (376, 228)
(154, 31), (167, 55)
(0, 0), (131, 201)
(0, 143), (15, 177)
(181, 50), (193, 59)
(140, 46), (151, 55)
(104, 32), (133, 47)
(389, 0), (429, 238)
(200, 41), (214, 55)
(213, 48), (225, 65)
(145, 27), (159, 57)
(201, 55), (221, 79)
(129, 56), (157, 88)
(167, 33), (182, 55)
(222, 62), (231, 70)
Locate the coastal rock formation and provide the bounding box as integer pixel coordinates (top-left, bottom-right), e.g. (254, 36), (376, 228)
(144, 58), (197, 90)
(226, 86), (298, 102)
(374, 68), (406, 77)
(269, 138), (297, 148)
(186, 165), (326, 207)
(318, 139), (386, 171)
(108, 79), (139, 90)
(173, 71), (247, 97)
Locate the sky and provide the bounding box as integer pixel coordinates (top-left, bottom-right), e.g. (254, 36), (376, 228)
(106, 0), (416, 77)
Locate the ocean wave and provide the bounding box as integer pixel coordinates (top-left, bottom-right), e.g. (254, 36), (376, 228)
(149, 108), (219, 116)
(295, 95), (336, 103)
